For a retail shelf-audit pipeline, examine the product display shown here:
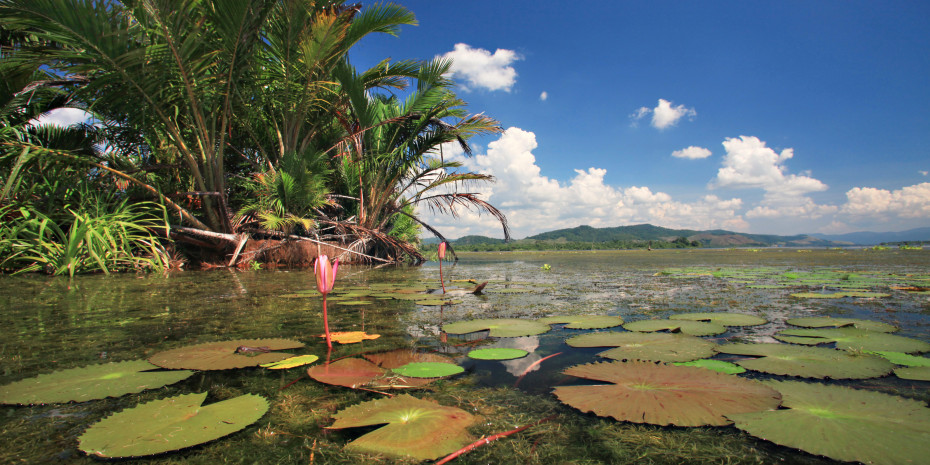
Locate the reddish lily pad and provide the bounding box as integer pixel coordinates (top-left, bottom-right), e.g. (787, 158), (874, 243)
(623, 319), (727, 336)
(78, 392), (268, 458)
(328, 394), (477, 460)
(539, 315), (624, 329)
(553, 361), (781, 426)
(774, 327), (930, 353)
(149, 338), (304, 370)
(442, 318), (551, 337)
(0, 360), (194, 405)
(669, 312), (767, 326)
(785, 317), (897, 333)
(566, 332), (717, 363)
(715, 343), (894, 379)
(727, 380), (930, 465)
(307, 358), (386, 389)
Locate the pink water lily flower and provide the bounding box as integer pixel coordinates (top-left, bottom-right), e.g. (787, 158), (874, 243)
(314, 255), (339, 348)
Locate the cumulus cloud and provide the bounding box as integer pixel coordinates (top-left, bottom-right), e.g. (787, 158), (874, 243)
(421, 127), (746, 238)
(713, 136), (827, 196)
(439, 43), (520, 92)
(630, 99), (696, 129)
(672, 146), (712, 159)
(539, 91), (548, 101)
(841, 183), (930, 219)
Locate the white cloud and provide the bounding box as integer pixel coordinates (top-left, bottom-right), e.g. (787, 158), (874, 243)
(629, 99), (696, 129)
(841, 183), (930, 219)
(539, 91), (548, 101)
(920, 170), (928, 176)
(672, 146), (712, 159)
(29, 108), (93, 127)
(713, 136), (827, 196)
(439, 43), (520, 92)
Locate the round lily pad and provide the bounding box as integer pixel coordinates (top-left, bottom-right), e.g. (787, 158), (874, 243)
(774, 328), (930, 353)
(554, 361), (781, 426)
(669, 312), (767, 326)
(468, 348), (529, 360)
(727, 380), (930, 465)
(364, 350), (457, 389)
(442, 318), (551, 337)
(336, 300), (374, 306)
(0, 360), (194, 405)
(307, 358), (386, 389)
(715, 343), (894, 379)
(78, 392), (268, 458)
(149, 338), (304, 370)
(328, 394), (476, 460)
(391, 362), (464, 378)
(539, 315), (624, 329)
(786, 317), (897, 333)
(894, 366), (930, 381)
(566, 332), (717, 363)
(320, 331), (381, 344)
(867, 351), (930, 367)
(623, 319), (727, 336)
(672, 359), (747, 374)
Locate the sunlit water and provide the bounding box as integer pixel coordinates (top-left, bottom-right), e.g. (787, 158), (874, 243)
(1, 249), (928, 464)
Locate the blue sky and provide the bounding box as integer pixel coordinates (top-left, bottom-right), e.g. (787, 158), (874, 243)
(350, 0), (930, 239)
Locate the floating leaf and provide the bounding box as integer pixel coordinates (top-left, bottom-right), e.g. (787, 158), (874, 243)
(364, 350), (457, 389)
(442, 318), (551, 337)
(672, 359), (746, 374)
(391, 362), (464, 378)
(623, 319), (727, 336)
(716, 343), (893, 379)
(320, 331), (381, 344)
(790, 292), (844, 299)
(539, 315), (624, 329)
(328, 394), (476, 460)
(307, 358), (386, 388)
(895, 366), (930, 381)
(78, 392), (268, 458)
(565, 332), (716, 363)
(468, 348), (529, 360)
(867, 351), (930, 367)
(785, 317), (897, 333)
(336, 300), (374, 306)
(149, 338), (304, 370)
(774, 327), (930, 353)
(727, 380), (930, 465)
(669, 312), (767, 326)
(553, 361), (780, 426)
(0, 360), (193, 405)
(260, 355), (319, 370)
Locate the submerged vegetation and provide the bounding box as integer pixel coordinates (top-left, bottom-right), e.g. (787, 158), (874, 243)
(0, 0), (509, 274)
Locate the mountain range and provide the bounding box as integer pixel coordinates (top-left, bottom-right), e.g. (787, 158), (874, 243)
(432, 224), (930, 248)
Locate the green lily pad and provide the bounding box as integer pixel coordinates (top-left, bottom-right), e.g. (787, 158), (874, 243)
(727, 380), (930, 465)
(149, 338), (304, 370)
(623, 319), (727, 336)
(774, 328), (930, 353)
(566, 332), (717, 363)
(391, 362), (464, 378)
(867, 351), (930, 367)
(672, 359), (746, 374)
(328, 394), (476, 460)
(785, 317), (897, 333)
(336, 300), (374, 306)
(78, 392), (268, 458)
(539, 315), (624, 329)
(790, 292), (845, 299)
(467, 348), (529, 360)
(0, 360), (194, 405)
(364, 350), (457, 389)
(715, 343), (894, 379)
(669, 312), (767, 326)
(260, 355), (320, 370)
(894, 366), (930, 381)
(442, 318), (551, 337)
(554, 361), (781, 426)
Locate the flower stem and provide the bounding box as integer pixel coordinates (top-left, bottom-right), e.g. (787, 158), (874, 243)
(322, 295), (332, 349)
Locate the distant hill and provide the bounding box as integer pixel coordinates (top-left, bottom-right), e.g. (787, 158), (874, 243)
(811, 227), (930, 245)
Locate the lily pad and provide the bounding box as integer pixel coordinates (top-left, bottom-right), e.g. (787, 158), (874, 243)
(715, 343), (894, 379)
(364, 350), (458, 389)
(78, 392), (268, 458)
(894, 366), (930, 381)
(672, 359), (746, 374)
(320, 331), (381, 344)
(669, 312), (767, 326)
(0, 360), (194, 405)
(328, 394), (476, 460)
(149, 338), (304, 370)
(539, 315), (624, 329)
(727, 380), (930, 465)
(391, 362), (464, 378)
(468, 348), (529, 360)
(867, 351), (930, 367)
(623, 319), (727, 336)
(786, 317), (897, 333)
(307, 358), (386, 388)
(553, 361), (781, 426)
(774, 328), (930, 353)
(565, 332), (717, 363)
(336, 300), (374, 306)
(260, 355), (320, 370)
(442, 318), (551, 337)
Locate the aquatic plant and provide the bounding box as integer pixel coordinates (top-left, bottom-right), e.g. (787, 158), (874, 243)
(442, 318), (552, 337)
(715, 343), (894, 379)
(623, 318), (727, 336)
(314, 255), (339, 349)
(539, 315), (624, 329)
(566, 331), (717, 362)
(669, 312), (767, 326)
(774, 327), (930, 353)
(438, 241), (447, 293)
(148, 338), (304, 370)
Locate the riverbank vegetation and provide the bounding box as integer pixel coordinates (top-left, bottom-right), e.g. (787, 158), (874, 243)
(441, 236), (702, 252)
(0, 0), (509, 275)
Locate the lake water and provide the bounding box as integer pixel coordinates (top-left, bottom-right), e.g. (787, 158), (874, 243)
(1, 249), (928, 464)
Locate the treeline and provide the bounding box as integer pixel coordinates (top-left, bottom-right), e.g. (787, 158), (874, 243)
(445, 236), (702, 252)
